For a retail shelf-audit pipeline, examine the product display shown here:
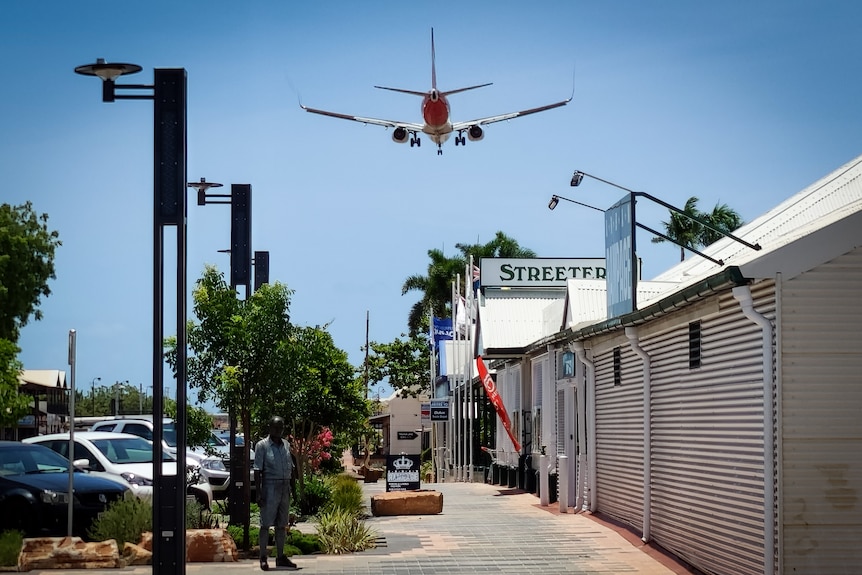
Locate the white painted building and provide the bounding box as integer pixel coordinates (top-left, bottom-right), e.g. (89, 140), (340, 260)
(518, 154), (862, 575)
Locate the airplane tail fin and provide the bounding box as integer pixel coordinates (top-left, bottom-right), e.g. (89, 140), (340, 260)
(431, 28), (437, 90)
(374, 28), (492, 98)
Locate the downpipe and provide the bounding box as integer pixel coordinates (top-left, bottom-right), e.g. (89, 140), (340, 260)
(625, 326), (651, 543)
(572, 341), (597, 511)
(732, 285), (776, 575)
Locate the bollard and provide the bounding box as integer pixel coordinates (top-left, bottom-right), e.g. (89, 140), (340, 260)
(559, 454), (569, 513)
(539, 453), (549, 506)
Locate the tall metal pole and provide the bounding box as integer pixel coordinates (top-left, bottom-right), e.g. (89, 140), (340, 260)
(152, 67), (187, 575)
(67, 329), (77, 538)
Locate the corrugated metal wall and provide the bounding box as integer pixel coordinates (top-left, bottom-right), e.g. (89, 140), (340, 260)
(589, 284), (773, 575)
(594, 339), (645, 530)
(780, 248), (862, 573)
(646, 285), (773, 575)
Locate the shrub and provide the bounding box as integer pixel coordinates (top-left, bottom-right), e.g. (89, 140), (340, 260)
(226, 524), (259, 548)
(87, 496), (152, 548)
(0, 530), (23, 567)
(325, 474), (364, 517)
(315, 507), (377, 554)
(287, 529), (322, 555)
(186, 499), (220, 529)
(296, 475), (331, 517)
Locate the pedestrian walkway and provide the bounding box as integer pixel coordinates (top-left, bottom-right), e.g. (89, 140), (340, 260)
(27, 481), (697, 575)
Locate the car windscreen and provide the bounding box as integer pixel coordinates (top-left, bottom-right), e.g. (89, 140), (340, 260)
(91, 436), (165, 464)
(0, 445), (74, 475)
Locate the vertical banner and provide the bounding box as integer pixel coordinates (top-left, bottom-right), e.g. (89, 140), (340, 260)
(476, 356), (521, 452)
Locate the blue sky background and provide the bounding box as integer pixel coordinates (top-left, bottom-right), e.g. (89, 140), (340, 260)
(3, 1), (861, 411)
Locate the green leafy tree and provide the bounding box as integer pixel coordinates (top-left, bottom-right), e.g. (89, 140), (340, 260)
(0, 202), (61, 342)
(651, 196), (744, 260)
(364, 332), (430, 398)
(165, 265), (294, 549)
(271, 325), (369, 485)
(0, 340), (29, 427)
(0, 202), (61, 423)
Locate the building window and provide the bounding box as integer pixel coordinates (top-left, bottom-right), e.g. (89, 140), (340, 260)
(613, 347), (622, 386)
(689, 321), (702, 369)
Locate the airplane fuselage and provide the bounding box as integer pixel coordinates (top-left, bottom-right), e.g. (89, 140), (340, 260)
(300, 28), (570, 154)
(421, 91), (452, 145)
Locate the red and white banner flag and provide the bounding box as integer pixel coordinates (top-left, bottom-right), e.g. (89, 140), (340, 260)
(476, 355), (521, 452)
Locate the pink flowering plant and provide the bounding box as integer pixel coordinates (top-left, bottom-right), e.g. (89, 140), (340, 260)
(292, 426), (334, 480)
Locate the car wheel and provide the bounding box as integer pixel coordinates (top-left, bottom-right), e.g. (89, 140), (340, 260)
(2, 498), (34, 534)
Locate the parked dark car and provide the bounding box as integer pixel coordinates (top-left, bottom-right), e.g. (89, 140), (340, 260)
(0, 441), (129, 537)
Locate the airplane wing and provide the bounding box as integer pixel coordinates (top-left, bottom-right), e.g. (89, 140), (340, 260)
(450, 97), (571, 131)
(300, 104), (424, 132)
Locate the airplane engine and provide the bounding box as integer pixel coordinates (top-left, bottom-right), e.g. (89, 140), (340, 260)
(392, 127), (409, 144)
(467, 125), (484, 142)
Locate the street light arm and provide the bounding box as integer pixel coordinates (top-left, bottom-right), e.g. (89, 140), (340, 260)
(635, 222), (725, 266)
(572, 170), (762, 253)
(635, 191), (761, 252)
(572, 170), (637, 194)
(548, 194), (605, 213)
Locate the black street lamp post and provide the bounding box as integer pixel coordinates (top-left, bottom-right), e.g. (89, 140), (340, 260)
(188, 177), (268, 536)
(75, 59), (188, 575)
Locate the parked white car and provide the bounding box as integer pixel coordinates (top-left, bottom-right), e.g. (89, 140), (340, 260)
(90, 417), (230, 500)
(23, 431), (213, 507)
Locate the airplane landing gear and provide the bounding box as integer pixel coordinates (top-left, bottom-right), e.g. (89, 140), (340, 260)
(410, 136), (421, 147)
(437, 147), (443, 155)
(455, 133), (466, 146)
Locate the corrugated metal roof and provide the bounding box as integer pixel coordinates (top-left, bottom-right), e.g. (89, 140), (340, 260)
(18, 369), (67, 389)
(561, 279), (682, 331)
(646, 154), (862, 303)
(479, 288), (565, 352)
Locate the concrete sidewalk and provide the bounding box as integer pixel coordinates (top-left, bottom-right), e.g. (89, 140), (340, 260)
(27, 481), (697, 574)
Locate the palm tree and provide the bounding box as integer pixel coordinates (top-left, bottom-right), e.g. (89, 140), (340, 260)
(455, 231), (537, 261)
(401, 248), (465, 336)
(401, 232), (536, 335)
(651, 196), (744, 261)
(699, 202), (743, 246)
(651, 196), (704, 261)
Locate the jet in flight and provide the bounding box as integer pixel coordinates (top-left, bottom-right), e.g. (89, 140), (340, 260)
(300, 29), (571, 155)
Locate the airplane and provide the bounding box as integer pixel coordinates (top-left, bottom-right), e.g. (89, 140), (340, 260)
(300, 29), (571, 155)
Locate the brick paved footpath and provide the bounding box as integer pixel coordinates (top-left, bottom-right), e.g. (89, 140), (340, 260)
(28, 481), (699, 575)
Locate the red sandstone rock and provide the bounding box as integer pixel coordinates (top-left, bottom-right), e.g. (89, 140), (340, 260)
(123, 541), (153, 565)
(18, 537), (120, 571)
(371, 490), (443, 516)
(186, 528), (239, 562)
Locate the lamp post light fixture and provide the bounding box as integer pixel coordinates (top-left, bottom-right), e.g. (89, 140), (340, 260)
(568, 169), (761, 266)
(562, 169), (762, 317)
(548, 194), (604, 213)
(75, 59), (188, 575)
(90, 377), (100, 415)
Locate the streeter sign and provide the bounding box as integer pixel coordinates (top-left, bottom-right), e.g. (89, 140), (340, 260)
(480, 258), (606, 288)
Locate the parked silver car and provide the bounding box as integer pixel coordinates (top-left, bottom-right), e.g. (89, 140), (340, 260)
(89, 417), (231, 500)
(23, 431), (213, 507)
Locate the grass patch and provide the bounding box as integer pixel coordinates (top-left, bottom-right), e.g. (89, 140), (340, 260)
(0, 530), (23, 567)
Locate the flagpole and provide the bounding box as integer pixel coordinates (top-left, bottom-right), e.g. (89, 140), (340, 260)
(466, 257), (474, 482)
(428, 308), (435, 483)
(450, 279), (457, 479)
(456, 273), (462, 481)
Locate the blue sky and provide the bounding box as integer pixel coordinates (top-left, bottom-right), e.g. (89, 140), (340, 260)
(4, 1), (861, 411)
